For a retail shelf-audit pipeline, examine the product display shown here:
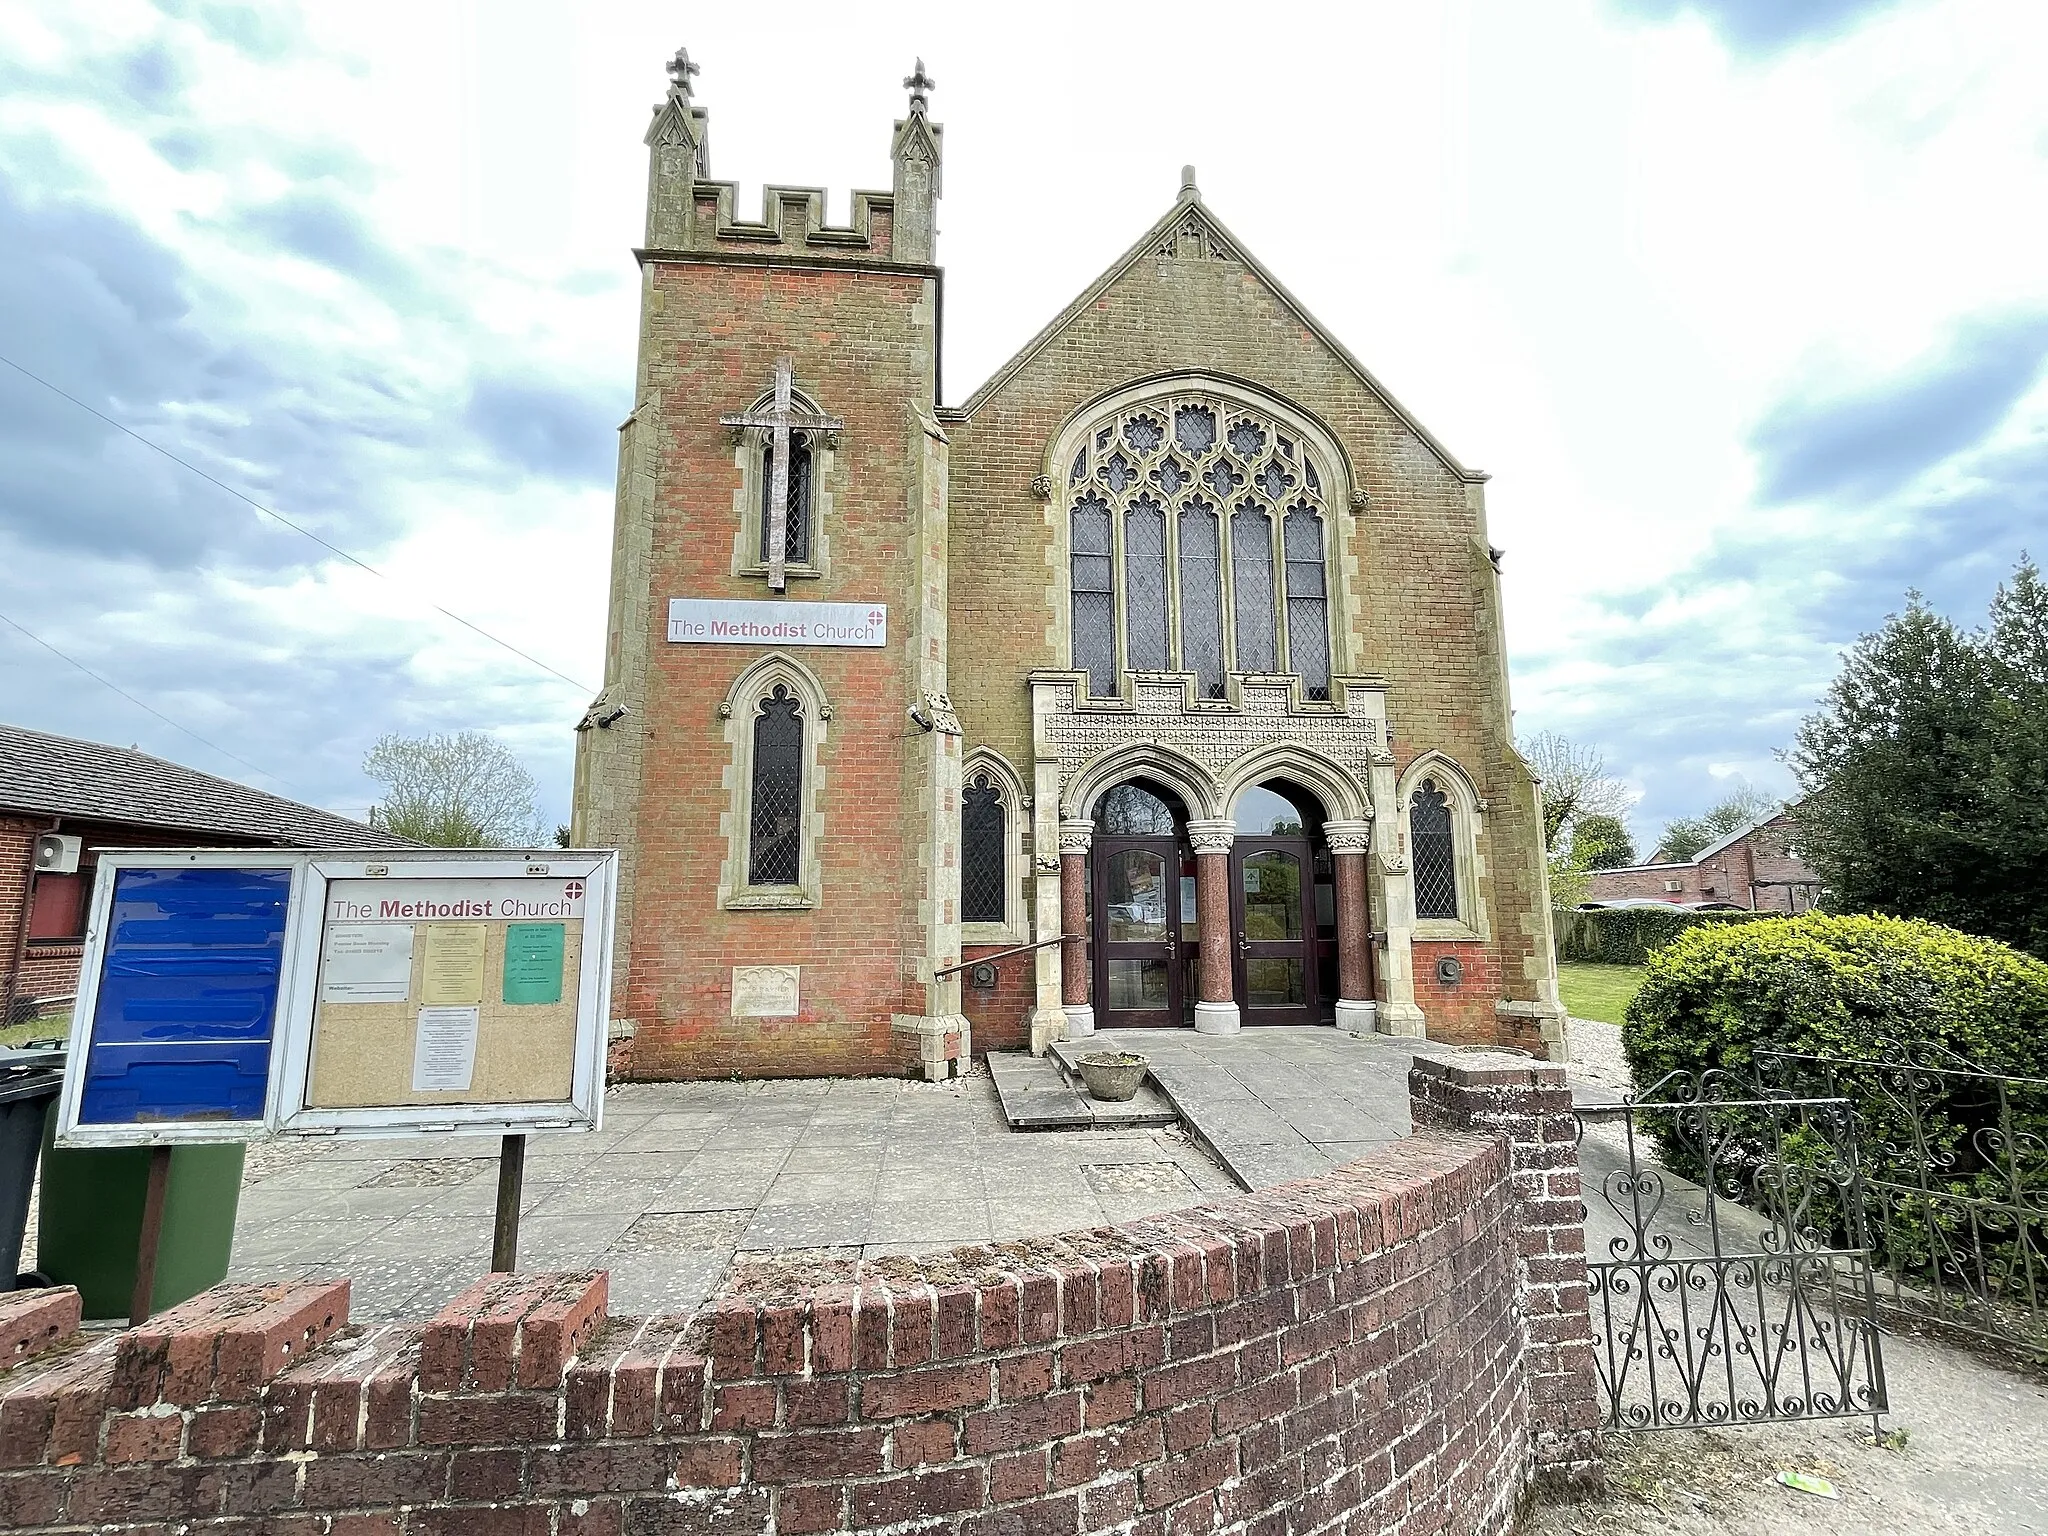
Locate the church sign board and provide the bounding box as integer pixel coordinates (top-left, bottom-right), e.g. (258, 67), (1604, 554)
(667, 597), (886, 647)
(55, 848), (616, 1146)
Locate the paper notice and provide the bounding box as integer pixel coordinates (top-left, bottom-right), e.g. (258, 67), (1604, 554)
(319, 923), (415, 1004)
(410, 1006), (480, 1092)
(419, 923), (488, 1005)
(501, 922), (566, 1005)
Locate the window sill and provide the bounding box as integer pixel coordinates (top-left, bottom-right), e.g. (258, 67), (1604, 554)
(961, 921), (1027, 947)
(1411, 922), (1485, 943)
(736, 564), (822, 582)
(725, 888), (815, 912)
(25, 939), (85, 951)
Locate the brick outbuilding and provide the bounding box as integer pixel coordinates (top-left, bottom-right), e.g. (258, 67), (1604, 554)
(1584, 812), (1820, 913)
(0, 722), (411, 1024)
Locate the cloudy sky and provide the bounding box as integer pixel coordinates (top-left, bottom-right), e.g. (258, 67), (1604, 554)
(1, 0), (2043, 851)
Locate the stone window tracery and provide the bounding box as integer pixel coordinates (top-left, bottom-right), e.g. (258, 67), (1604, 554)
(1064, 391), (1334, 701)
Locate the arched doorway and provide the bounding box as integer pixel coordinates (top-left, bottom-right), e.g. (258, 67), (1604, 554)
(1090, 780), (1197, 1028)
(1231, 781), (1333, 1027)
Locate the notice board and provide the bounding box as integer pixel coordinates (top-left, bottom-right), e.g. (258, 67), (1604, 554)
(303, 875), (587, 1108)
(57, 849), (615, 1146)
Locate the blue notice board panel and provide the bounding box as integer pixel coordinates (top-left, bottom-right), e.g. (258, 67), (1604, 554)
(78, 865), (292, 1126)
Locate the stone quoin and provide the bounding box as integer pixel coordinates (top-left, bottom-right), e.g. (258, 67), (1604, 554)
(571, 48), (1569, 1080)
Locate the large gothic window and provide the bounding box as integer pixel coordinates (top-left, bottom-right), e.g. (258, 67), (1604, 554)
(960, 773), (1006, 925)
(759, 436), (814, 566)
(747, 685), (805, 886)
(1063, 391), (1334, 699)
(1409, 778), (1459, 920)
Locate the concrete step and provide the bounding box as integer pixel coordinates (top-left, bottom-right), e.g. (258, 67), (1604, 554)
(1045, 1043), (1178, 1128)
(986, 1050), (1178, 1132)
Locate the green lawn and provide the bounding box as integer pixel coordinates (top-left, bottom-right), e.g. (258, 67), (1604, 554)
(1557, 963), (1646, 1026)
(0, 1012), (68, 1049)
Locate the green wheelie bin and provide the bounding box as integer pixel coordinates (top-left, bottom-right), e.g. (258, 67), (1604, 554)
(35, 1114), (245, 1320)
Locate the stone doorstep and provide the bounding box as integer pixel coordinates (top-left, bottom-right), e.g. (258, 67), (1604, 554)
(984, 1051), (1176, 1132)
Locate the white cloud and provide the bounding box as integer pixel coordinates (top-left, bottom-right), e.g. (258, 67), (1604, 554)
(0, 0), (2043, 852)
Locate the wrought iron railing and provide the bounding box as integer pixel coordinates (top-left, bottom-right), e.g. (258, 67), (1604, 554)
(1759, 1045), (2048, 1355)
(1579, 1070), (1888, 1432)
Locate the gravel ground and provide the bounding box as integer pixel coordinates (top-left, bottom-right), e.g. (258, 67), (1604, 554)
(1567, 1014), (1634, 1093)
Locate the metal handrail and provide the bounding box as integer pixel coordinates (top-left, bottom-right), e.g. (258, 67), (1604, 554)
(933, 933), (1080, 978)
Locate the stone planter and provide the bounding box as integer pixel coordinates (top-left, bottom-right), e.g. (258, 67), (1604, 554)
(1075, 1050), (1149, 1103)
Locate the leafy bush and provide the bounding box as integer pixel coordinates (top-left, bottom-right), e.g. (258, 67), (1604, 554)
(1555, 905), (1776, 966)
(1621, 914), (2048, 1324)
(1622, 912), (2048, 1086)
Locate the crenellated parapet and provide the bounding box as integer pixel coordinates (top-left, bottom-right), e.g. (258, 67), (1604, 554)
(639, 47), (940, 267)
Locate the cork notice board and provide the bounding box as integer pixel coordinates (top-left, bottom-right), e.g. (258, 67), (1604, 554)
(306, 876), (586, 1109)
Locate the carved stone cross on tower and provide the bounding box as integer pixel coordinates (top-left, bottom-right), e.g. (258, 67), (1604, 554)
(720, 358), (843, 591)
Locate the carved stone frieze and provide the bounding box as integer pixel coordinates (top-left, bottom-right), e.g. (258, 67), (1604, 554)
(1032, 671), (1392, 820)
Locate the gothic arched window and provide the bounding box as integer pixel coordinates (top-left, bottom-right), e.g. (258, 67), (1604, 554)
(1409, 778), (1458, 920)
(960, 773), (1006, 925)
(1062, 391), (1334, 700)
(748, 685), (805, 886)
(759, 436), (814, 567)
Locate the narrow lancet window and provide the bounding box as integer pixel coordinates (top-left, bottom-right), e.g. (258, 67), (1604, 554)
(960, 774), (1005, 925)
(759, 436), (813, 566)
(1124, 497), (1169, 672)
(1283, 506), (1330, 700)
(1410, 779), (1458, 920)
(747, 685), (804, 886)
(1177, 499), (1224, 698)
(1070, 498), (1115, 696)
(1232, 504), (1276, 673)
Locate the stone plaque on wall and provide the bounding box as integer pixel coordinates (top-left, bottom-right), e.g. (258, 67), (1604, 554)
(731, 965), (800, 1018)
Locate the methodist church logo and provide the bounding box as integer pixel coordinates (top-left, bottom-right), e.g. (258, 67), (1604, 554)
(665, 597), (889, 648)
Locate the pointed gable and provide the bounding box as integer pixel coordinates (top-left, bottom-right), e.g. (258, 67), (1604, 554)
(950, 187), (1479, 486)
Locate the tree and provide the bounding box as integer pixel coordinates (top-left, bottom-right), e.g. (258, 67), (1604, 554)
(1571, 813), (1637, 870)
(1653, 784), (1782, 862)
(1518, 731), (1636, 852)
(363, 731), (547, 848)
(1789, 557), (2048, 957)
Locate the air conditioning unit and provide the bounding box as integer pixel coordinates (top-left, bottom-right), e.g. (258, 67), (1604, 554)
(1663, 878), (1684, 893)
(34, 834), (82, 874)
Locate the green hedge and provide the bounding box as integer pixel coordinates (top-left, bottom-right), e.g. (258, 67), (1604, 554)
(1620, 914), (2048, 1306)
(1621, 912), (2048, 1085)
(1554, 905), (1776, 965)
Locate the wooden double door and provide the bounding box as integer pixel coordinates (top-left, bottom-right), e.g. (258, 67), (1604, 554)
(1091, 834), (1319, 1028)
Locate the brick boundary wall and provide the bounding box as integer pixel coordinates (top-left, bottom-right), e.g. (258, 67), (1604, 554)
(0, 1060), (1600, 1535)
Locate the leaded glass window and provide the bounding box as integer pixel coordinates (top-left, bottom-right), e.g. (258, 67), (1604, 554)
(748, 685), (804, 886)
(1070, 497), (1114, 697)
(961, 774), (1005, 925)
(1232, 505), (1276, 673)
(1177, 499), (1224, 698)
(1063, 391), (1336, 698)
(1284, 507), (1330, 701)
(1124, 496), (1168, 671)
(1410, 779), (1458, 920)
(759, 437), (813, 566)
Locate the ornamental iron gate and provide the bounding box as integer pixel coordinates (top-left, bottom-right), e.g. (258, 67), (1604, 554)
(1759, 1046), (2048, 1357)
(1577, 1071), (1889, 1432)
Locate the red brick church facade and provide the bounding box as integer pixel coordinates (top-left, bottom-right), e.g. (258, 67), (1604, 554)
(572, 52), (1568, 1078)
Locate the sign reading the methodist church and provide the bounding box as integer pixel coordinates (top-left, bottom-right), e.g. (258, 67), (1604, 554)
(667, 598), (887, 647)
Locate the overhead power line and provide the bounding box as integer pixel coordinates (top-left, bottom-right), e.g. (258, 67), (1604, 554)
(0, 607), (298, 791)
(0, 350), (599, 695)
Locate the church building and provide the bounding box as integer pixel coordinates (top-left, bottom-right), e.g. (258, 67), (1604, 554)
(572, 50), (1568, 1080)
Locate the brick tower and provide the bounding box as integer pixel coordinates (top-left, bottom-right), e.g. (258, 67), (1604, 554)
(572, 51), (969, 1079)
